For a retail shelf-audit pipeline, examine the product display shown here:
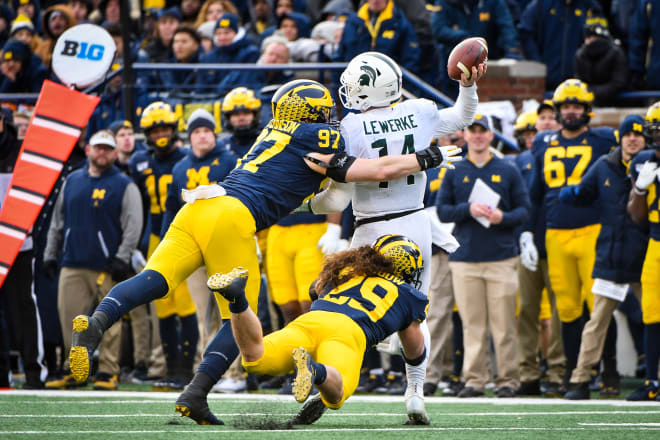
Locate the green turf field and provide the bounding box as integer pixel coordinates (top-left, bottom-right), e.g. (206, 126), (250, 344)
(1, 390), (659, 440)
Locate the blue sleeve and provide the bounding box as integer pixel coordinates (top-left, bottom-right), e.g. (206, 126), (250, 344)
(500, 165), (530, 227)
(493, 0), (521, 53)
(572, 160), (600, 205)
(437, 170), (471, 222)
(517, 0), (542, 61)
(29, 65), (48, 93)
(628, 0), (648, 74)
(431, 1), (470, 45)
(523, 148), (544, 231)
(398, 16), (421, 73)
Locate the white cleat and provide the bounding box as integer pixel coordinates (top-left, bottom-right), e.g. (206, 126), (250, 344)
(405, 394), (430, 425)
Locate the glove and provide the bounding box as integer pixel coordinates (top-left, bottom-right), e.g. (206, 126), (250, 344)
(415, 145), (462, 170)
(292, 199), (313, 214)
(44, 259), (58, 280)
(130, 249), (146, 273)
(105, 257), (132, 282)
(558, 186), (579, 204)
(376, 332), (402, 356)
(635, 161), (658, 191)
(317, 223), (348, 254)
(519, 231), (538, 272)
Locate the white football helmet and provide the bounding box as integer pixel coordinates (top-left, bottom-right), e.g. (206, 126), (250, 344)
(339, 51), (402, 111)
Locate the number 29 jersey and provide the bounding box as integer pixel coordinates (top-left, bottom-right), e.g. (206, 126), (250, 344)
(311, 274), (429, 347)
(221, 120), (344, 231)
(530, 127), (616, 229)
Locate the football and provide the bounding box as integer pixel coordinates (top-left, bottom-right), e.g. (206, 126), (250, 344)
(447, 37), (488, 81)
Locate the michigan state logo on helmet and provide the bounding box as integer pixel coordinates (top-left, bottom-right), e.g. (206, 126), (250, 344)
(552, 79), (594, 130)
(339, 51), (402, 111)
(645, 101), (660, 149)
(271, 79), (334, 123)
(373, 234), (423, 289)
(140, 101), (178, 150)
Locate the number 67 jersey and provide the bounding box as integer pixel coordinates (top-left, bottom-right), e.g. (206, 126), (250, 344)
(530, 127), (616, 229)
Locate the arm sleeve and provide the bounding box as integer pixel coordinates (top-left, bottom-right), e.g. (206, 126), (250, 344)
(517, 0), (541, 61)
(309, 181), (354, 214)
(437, 170), (472, 222)
(500, 167), (530, 227)
(433, 84), (478, 138)
(116, 182), (144, 263)
(522, 148), (544, 231)
(571, 160), (600, 206)
(430, 2), (470, 45)
(494, 0), (521, 53)
(44, 182), (66, 262)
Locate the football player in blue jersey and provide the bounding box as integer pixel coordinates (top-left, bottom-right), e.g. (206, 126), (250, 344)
(627, 101), (660, 402)
(525, 79), (617, 391)
(128, 102), (200, 391)
(68, 79), (455, 425)
(216, 87), (263, 158)
(209, 234), (428, 424)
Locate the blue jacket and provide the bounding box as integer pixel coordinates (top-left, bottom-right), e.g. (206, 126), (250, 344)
(438, 153), (530, 262)
(563, 147), (648, 283)
(197, 32), (260, 93)
(518, 0), (603, 89)
(514, 149), (548, 258)
(60, 166), (131, 270)
(0, 53), (47, 93)
(431, 0), (520, 60)
(334, 0), (420, 73)
(629, 0), (660, 89)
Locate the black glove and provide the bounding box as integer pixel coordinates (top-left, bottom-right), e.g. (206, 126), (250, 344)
(415, 145), (443, 170)
(105, 257), (132, 282)
(44, 259), (58, 280)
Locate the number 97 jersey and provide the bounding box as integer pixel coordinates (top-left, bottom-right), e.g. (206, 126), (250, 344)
(341, 99), (441, 218)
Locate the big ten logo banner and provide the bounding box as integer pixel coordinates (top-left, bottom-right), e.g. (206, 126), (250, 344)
(60, 40), (105, 61)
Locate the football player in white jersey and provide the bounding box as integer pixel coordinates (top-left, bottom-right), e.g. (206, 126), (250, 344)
(297, 51), (485, 425)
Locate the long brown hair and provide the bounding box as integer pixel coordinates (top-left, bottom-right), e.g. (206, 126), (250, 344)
(194, 0), (239, 28)
(315, 246), (395, 295)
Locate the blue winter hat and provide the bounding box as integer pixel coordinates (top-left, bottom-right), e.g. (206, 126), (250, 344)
(215, 13), (239, 33)
(158, 6), (182, 22)
(619, 114), (645, 137)
(2, 39), (30, 64)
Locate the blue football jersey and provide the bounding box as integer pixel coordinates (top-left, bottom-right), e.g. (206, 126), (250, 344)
(630, 149), (660, 240)
(311, 274), (428, 347)
(221, 120), (344, 231)
(129, 147), (187, 236)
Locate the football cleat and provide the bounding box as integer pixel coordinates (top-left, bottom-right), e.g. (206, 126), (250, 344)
(564, 381), (590, 400)
(93, 373), (118, 391)
(45, 373), (87, 390)
(175, 387), (224, 425)
(70, 315), (104, 383)
(207, 267), (249, 303)
(405, 394), (430, 425)
(292, 347), (315, 403)
(625, 380), (659, 401)
(152, 377), (185, 392)
(291, 393), (327, 425)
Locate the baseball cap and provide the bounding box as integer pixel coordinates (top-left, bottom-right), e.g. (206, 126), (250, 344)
(89, 129), (117, 148)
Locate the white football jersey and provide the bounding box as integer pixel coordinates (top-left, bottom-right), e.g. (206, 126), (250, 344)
(341, 98), (441, 218)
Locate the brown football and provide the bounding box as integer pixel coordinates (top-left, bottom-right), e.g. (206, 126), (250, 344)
(447, 37), (488, 81)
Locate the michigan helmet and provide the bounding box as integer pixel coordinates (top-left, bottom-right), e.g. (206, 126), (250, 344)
(339, 51), (402, 111)
(645, 101), (660, 149)
(514, 112), (537, 136)
(139, 101), (178, 150)
(221, 87), (262, 134)
(373, 234), (423, 290)
(271, 79), (334, 123)
(552, 79), (594, 130)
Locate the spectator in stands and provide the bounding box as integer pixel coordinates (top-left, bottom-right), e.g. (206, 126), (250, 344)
(12, 0), (40, 32)
(44, 130), (143, 391)
(334, 0), (420, 73)
(159, 26), (203, 93)
(67, 0), (92, 24)
(610, 0), (639, 50)
(181, 0), (203, 26)
(194, 0), (239, 28)
(438, 115), (530, 398)
(0, 108), (48, 390)
(311, 20), (344, 62)
(86, 64), (124, 136)
(251, 36), (295, 123)
(245, 0), (277, 41)
(35, 4), (77, 69)
(629, 0), (660, 91)
(0, 5), (13, 49)
(9, 15), (42, 55)
(0, 39), (47, 93)
(139, 7), (181, 63)
(518, 0), (603, 90)
(12, 110), (29, 140)
(431, 0), (523, 60)
(574, 17), (628, 107)
(197, 13), (260, 93)
(196, 20), (215, 53)
(275, 12), (318, 62)
(217, 87), (263, 157)
(99, 0), (120, 26)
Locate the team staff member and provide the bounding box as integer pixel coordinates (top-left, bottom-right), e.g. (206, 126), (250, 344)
(627, 101), (660, 402)
(525, 79), (616, 389)
(68, 79), (455, 425)
(129, 102), (198, 391)
(438, 114), (530, 398)
(209, 235), (427, 420)
(44, 130), (142, 390)
(559, 115), (648, 399)
(513, 106), (565, 397)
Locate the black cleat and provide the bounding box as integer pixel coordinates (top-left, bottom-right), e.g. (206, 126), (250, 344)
(175, 388), (224, 425)
(207, 268), (249, 303)
(291, 393), (327, 425)
(564, 381), (590, 400)
(517, 379), (541, 396)
(625, 380), (659, 401)
(70, 315), (104, 383)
